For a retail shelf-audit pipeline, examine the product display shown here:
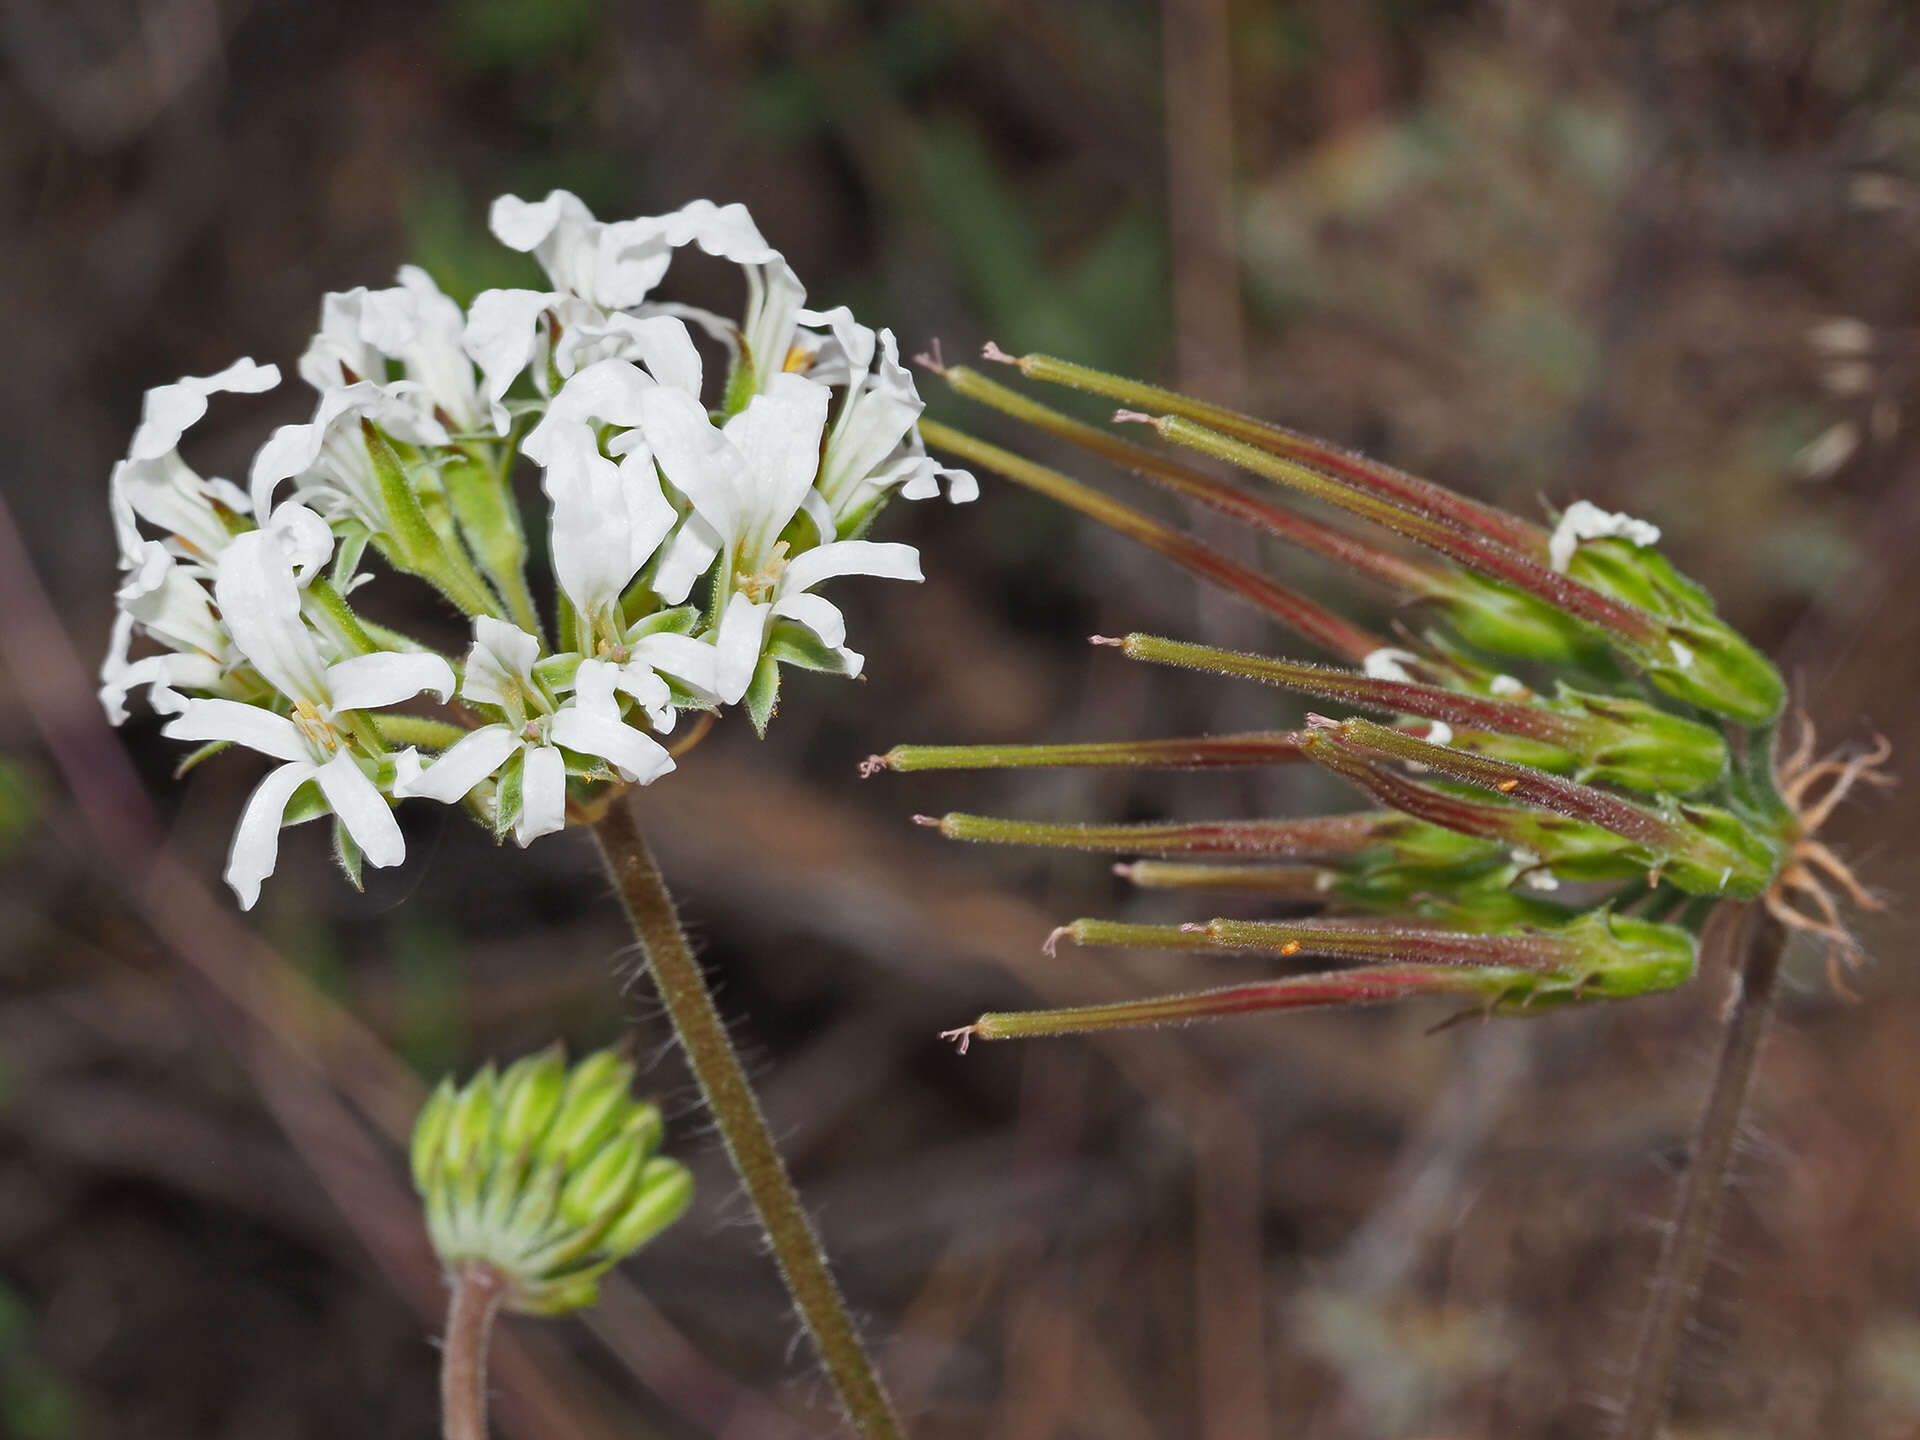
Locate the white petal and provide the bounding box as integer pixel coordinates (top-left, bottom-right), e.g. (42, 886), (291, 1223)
(1548, 500), (1661, 573)
(796, 305), (876, 382)
(522, 358), (656, 463)
(325, 651), (457, 711)
(780, 539), (922, 594)
(314, 750), (404, 869)
(462, 288), (553, 428)
(462, 618), (544, 708)
(626, 631), (721, 699)
(264, 502), (337, 582)
(650, 516), (722, 605)
(215, 530), (332, 704)
(538, 420), (674, 623)
(551, 706), (675, 785)
(768, 590), (847, 649)
(225, 761), (319, 909)
(162, 698), (310, 763)
(641, 386), (744, 540)
(712, 591), (769, 705)
(514, 744), (568, 846)
(392, 725), (521, 803)
(723, 375), (829, 561)
(130, 359), (280, 462)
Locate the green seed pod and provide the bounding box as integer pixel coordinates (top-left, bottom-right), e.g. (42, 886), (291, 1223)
(410, 1047), (692, 1317)
(1567, 537), (1785, 724)
(1553, 688), (1729, 794)
(1429, 569), (1609, 666)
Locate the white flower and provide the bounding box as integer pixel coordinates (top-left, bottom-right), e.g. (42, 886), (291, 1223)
(300, 265), (494, 434)
(1548, 500), (1661, 573)
(102, 359), (286, 723)
(803, 310), (976, 524)
(392, 618), (676, 845)
(112, 358), (278, 562)
(249, 380), (450, 529)
(642, 374), (922, 701)
(467, 193), (783, 413)
(159, 530), (455, 908)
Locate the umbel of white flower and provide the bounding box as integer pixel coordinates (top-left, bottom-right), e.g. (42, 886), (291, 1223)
(102, 192), (975, 909)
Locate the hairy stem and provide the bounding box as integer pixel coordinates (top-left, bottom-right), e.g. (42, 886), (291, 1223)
(1616, 905), (1786, 1440)
(590, 798), (903, 1440)
(441, 1260), (506, 1440)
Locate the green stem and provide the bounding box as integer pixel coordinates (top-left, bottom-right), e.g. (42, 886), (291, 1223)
(590, 798), (903, 1440)
(441, 1259), (506, 1440)
(1616, 904), (1786, 1440)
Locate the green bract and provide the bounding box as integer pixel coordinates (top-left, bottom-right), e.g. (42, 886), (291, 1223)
(411, 1046), (692, 1315)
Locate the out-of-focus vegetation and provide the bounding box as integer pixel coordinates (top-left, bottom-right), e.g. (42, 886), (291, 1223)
(0, 1), (1915, 1436)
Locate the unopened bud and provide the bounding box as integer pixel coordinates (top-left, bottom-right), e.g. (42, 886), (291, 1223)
(410, 1047), (689, 1317)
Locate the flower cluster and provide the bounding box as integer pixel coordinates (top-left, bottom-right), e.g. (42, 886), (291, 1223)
(103, 192), (973, 908)
(412, 1046), (693, 1315)
(874, 349), (1885, 1044)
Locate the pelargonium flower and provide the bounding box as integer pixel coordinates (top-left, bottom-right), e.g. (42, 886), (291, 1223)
(872, 348), (1886, 1045)
(103, 190), (973, 909)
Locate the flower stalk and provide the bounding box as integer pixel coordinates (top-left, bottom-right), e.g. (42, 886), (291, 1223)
(440, 1260), (507, 1440)
(591, 798), (903, 1440)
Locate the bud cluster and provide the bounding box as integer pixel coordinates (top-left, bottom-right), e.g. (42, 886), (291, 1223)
(410, 1046), (692, 1315)
(103, 192), (974, 907)
(872, 349), (1875, 1042)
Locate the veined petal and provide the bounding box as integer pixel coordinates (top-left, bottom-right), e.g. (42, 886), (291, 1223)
(768, 590), (847, 649)
(514, 743), (568, 846)
(462, 287), (553, 429)
(130, 359), (280, 463)
(162, 698), (310, 764)
(780, 539), (923, 594)
(225, 761), (319, 910)
(314, 751), (404, 869)
(796, 305), (876, 384)
(640, 385), (744, 540)
(551, 705), (675, 785)
(723, 374), (829, 562)
(537, 420), (675, 623)
(651, 515), (722, 605)
(325, 651), (457, 711)
(626, 631), (721, 699)
(523, 358), (656, 464)
(462, 618), (544, 709)
(392, 724), (521, 802)
(712, 591), (768, 705)
(215, 530), (332, 704)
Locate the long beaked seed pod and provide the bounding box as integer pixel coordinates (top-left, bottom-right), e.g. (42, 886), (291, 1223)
(885, 348), (1862, 1046)
(917, 419), (1383, 662)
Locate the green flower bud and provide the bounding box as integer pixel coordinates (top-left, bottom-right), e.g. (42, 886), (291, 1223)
(494, 1045), (568, 1158)
(602, 1158), (695, 1254)
(409, 1077), (457, 1193)
(410, 1048), (691, 1317)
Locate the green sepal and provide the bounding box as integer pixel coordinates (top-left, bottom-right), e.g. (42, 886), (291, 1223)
(765, 621), (853, 674)
(332, 818), (365, 892)
(628, 605), (700, 638)
(491, 748), (526, 841)
(744, 653), (781, 737)
(172, 739), (232, 779)
(282, 779), (330, 829)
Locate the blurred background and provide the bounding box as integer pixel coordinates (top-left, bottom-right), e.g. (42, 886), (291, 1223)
(1, 1), (1916, 1435)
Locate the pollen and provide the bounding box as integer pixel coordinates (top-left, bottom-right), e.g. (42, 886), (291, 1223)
(1280, 941), (1301, 956)
(1497, 778), (1521, 793)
